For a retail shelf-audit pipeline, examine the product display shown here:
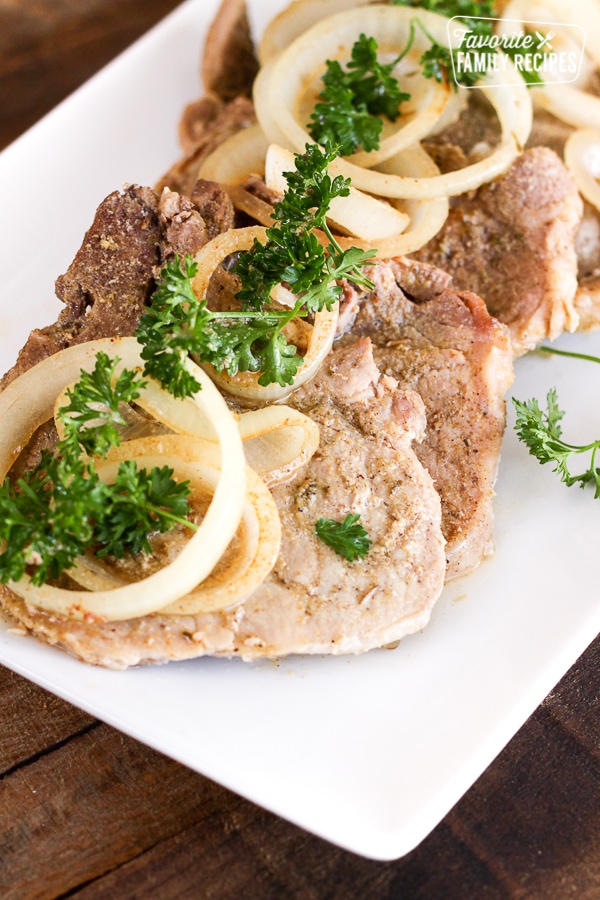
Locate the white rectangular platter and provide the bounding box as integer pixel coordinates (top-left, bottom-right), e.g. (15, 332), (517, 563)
(0, 0), (598, 861)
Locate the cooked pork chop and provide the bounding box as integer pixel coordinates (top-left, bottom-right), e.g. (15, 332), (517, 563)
(157, 95), (256, 198)
(0, 340), (446, 669)
(414, 147), (582, 355)
(202, 0), (259, 101)
(341, 258), (513, 580)
(1, 186), (161, 391)
(426, 95), (600, 337)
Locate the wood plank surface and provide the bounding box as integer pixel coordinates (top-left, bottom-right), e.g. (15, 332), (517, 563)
(0, 1), (599, 897)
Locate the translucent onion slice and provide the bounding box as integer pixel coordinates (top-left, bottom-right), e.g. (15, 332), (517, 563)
(221, 185), (276, 228)
(265, 143), (410, 240)
(334, 143), (449, 256)
(191, 225), (339, 404)
(499, 0), (600, 128)
(69, 435), (281, 616)
(205, 303), (338, 405)
(0, 338), (246, 621)
(238, 405), (320, 485)
(258, 0), (373, 64)
(265, 141), (448, 256)
(198, 123), (270, 184)
(254, 6), (452, 170)
(564, 128), (600, 213)
(192, 224), (268, 301)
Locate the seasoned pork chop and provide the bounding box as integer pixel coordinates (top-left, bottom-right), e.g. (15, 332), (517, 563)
(342, 258), (513, 580)
(1, 185), (161, 390)
(1, 340), (446, 669)
(426, 95), (599, 337)
(414, 147), (582, 356)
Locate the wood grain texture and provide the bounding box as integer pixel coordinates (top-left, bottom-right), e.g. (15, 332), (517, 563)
(0, 1), (599, 897)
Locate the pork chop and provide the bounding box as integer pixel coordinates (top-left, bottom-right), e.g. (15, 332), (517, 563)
(426, 94), (599, 338)
(0, 340), (447, 669)
(414, 147), (582, 356)
(341, 257), (513, 580)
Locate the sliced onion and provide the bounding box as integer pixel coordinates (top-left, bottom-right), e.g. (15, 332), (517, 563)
(192, 224), (268, 300)
(68, 435), (281, 616)
(254, 6), (452, 170)
(191, 225), (339, 403)
(0, 338), (246, 621)
(222, 184), (276, 227)
(265, 141), (448, 257)
(258, 0), (374, 65)
(238, 405), (320, 485)
(265, 143), (410, 240)
(564, 128), (600, 213)
(206, 303), (338, 405)
(335, 143), (449, 256)
(198, 122), (270, 184)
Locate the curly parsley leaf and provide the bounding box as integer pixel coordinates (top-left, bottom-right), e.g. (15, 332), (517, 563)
(308, 33), (411, 155)
(0, 452), (106, 585)
(94, 461), (194, 558)
(0, 344), (195, 585)
(136, 255), (205, 399)
(513, 388), (600, 498)
(0, 448), (194, 585)
(137, 146), (375, 394)
(315, 513), (372, 562)
(56, 351), (146, 458)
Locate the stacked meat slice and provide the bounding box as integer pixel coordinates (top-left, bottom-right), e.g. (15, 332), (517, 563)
(0, 181), (452, 668)
(340, 259), (513, 579)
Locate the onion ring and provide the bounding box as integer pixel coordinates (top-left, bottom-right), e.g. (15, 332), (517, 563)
(0, 338), (246, 621)
(254, 6), (453, 170)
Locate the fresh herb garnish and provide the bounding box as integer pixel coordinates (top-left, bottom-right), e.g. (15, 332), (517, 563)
(513, 347), (600, 498)
(315, 513), (372, 561)
(57, 351), (146, 458)
(137, 145), (376, 393)
(92, 461), (194, 558)
(308, 33), (411, 155)
(0, 355), (194, 585)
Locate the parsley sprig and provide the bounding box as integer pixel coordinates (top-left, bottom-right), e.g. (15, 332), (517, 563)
(308, 33), (412, 156)
(137, 145), (376, 393)
(57, 351), (146, 457)
(513, 348), (600, 498)
(315, 514), (372, 562)
(0, 355), (194, 586)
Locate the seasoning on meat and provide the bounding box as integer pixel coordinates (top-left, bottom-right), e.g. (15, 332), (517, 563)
(413, 147), (582, 356)
(0, 339), (446, 669)
(343, 257), (513, 580)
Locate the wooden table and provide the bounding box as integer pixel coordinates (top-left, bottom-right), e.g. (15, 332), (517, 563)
(1, 2), (599, 897)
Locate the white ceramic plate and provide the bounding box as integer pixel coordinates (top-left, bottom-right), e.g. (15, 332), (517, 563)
(0, 0), (598, 861)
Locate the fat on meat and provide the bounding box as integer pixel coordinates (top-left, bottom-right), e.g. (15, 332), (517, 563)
(0, 340), (447, 669)
(341, 257), (514, 580)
